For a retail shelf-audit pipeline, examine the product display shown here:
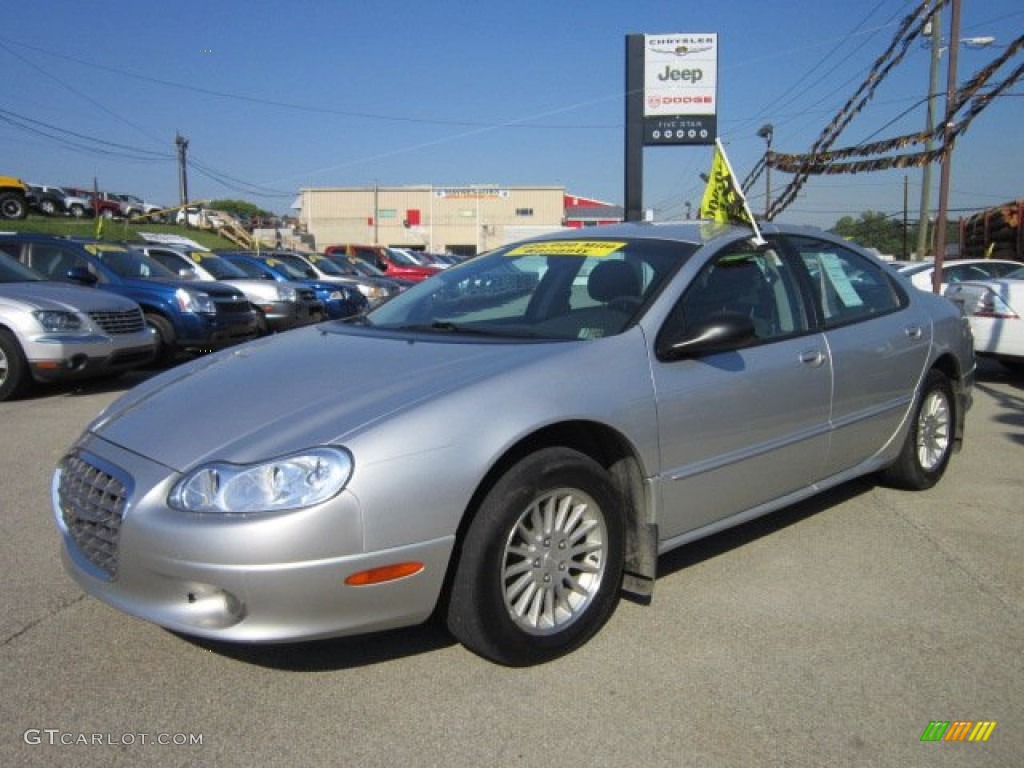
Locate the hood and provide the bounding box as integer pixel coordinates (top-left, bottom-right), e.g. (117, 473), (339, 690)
(0, 281), (138, 312)
(89, 325), (564, 472)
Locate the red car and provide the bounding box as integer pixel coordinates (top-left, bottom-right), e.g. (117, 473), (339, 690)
(62, 188), (122, 219)
(325, 244), (441, 283)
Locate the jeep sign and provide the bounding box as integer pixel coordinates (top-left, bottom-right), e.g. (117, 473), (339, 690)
(642, 33), (718, 145)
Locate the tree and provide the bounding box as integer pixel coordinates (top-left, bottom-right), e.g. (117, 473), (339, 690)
(209, 199), (272, 220)
(830, 211), (907, 256)
(830, 211), (962, 259)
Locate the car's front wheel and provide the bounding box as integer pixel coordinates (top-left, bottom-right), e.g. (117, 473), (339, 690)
(0, 192), (28, 220)
(0, 329), (29, 401)
(879, 369), (955, 490)
(144, 313), (178, 366)
(447, 447), (624, 666)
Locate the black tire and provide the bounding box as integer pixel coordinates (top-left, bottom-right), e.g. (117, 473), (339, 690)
(101, 208), (115, 220)
(0, 329), (30, 401)
(144, 313), (178, 366)
(0, 192), (28, 220)
(447, 447), (624, 666)
(39, 199), (58, 216)
(879, 369), (955, 490)
(68, 204), (86, 219)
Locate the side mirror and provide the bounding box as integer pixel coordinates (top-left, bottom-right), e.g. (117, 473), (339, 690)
(66, 266), (98, 286)
(658, 311), (756, 361)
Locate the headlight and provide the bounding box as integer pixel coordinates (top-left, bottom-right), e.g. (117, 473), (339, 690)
(33, 310), (86, 332)
(169, 447), (353, 514)
(357, 284), (386, 299)
(276, 285), (298, 302)
(175, 287), (217, 315)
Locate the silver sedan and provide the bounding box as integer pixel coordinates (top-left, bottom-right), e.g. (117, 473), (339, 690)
(53, 222), (975, 666)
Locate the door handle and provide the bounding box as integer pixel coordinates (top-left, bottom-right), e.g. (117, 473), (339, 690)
(799, 349), (825, 367)
(904, 325), (923, 340)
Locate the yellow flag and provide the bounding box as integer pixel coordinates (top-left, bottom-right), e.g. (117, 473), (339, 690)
(700, 143), (753, 226)
(94, 214), (105, 239)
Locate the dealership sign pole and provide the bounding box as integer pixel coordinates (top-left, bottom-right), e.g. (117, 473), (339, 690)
(624, 33), (719, 221)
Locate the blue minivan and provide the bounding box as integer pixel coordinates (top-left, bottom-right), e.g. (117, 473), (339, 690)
(2, 234), (259, 363)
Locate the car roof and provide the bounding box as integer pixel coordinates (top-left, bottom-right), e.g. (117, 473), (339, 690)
(521, 220), (829, 248)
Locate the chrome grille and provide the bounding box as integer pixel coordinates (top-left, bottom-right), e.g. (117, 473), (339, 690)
(89, 307), (146, 335)
(58, 454), (127, 579)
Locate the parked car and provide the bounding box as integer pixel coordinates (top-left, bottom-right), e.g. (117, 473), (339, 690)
(945, 266), (1024, 372)
(135, 245), (325, 334)
(249, 250), (372, 304)
(115, 194), (164, 221)
(0, 175), (30, 220)
(898, 258), (1021, 292)
(325, 244), (442, 282)
(63, 188), (122, 219)
(315, 250), (408, 307)
(219, 252), (367, 320)
(25, 184), (68, 216)
(0, 251), (155, 400)
(52, 222), (974, 666)
(1, 233), (259, 364)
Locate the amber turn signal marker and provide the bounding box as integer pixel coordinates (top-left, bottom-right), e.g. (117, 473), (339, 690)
(345, 562), (423, 586)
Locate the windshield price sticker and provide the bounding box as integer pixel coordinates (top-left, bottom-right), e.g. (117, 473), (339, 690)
(507, 241), (627, 258)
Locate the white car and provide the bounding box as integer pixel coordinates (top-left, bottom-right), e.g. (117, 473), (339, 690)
(945, 267), (1024, 372)
(898, 258), (1020, 292)
(0, 252), (156, 400)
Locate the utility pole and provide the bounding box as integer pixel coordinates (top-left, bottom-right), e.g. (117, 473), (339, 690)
(932, 0), (962, 293)
(175, 132), (189, 208)
(916, 2), (942, 260)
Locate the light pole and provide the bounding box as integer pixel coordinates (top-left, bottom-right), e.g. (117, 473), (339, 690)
(757, 123), (773, 219)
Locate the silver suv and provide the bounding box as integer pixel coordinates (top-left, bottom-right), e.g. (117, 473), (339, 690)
(0, 251), (156, 400)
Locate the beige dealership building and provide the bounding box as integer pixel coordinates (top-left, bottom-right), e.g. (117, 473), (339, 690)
(295, 185), (570, 256)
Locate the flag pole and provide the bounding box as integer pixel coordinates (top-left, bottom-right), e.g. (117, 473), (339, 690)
(715, 138), (765, 244)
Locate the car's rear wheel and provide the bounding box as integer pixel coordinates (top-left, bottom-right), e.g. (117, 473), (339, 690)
(39, 199), (58, 215)
(879, 369), (954, 490)
(68, 204), (86, 218)
(447, 447), (624, 666)
(0, 329), (29, 401)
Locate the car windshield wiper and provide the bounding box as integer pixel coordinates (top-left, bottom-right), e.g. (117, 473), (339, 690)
(397, 321), (492, 335)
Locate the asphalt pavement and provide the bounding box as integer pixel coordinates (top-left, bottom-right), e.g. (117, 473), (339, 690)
(1, 360), (1021, 767)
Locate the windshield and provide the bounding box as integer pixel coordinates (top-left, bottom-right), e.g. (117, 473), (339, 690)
(319, 254), (364, 276)
(224, 256), (273, 280)
(83, 244), (177, 280)
(0, 251), (45, 282)
(387, 248), (425, 267)
(303, 253), (347, 277)
(259, 255), (310, 280)
(186, 253), (247, 280)
(366, 238), (694, 340)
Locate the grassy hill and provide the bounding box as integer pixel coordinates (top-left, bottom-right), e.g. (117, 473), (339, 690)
(1, 214), (244, 251)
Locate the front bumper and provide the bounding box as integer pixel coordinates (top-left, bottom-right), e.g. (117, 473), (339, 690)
(177, 312), (260, 352)
(260, 299), (326, 333)
(53, 437), (453, 642)
(25, 330), (156, 383)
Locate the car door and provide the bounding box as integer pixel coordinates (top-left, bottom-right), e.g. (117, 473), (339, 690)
(651, 239), (832, 542)
(784, 235), (932, 477)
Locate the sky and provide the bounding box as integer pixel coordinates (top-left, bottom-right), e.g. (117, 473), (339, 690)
(2, 0), (1022, 230)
